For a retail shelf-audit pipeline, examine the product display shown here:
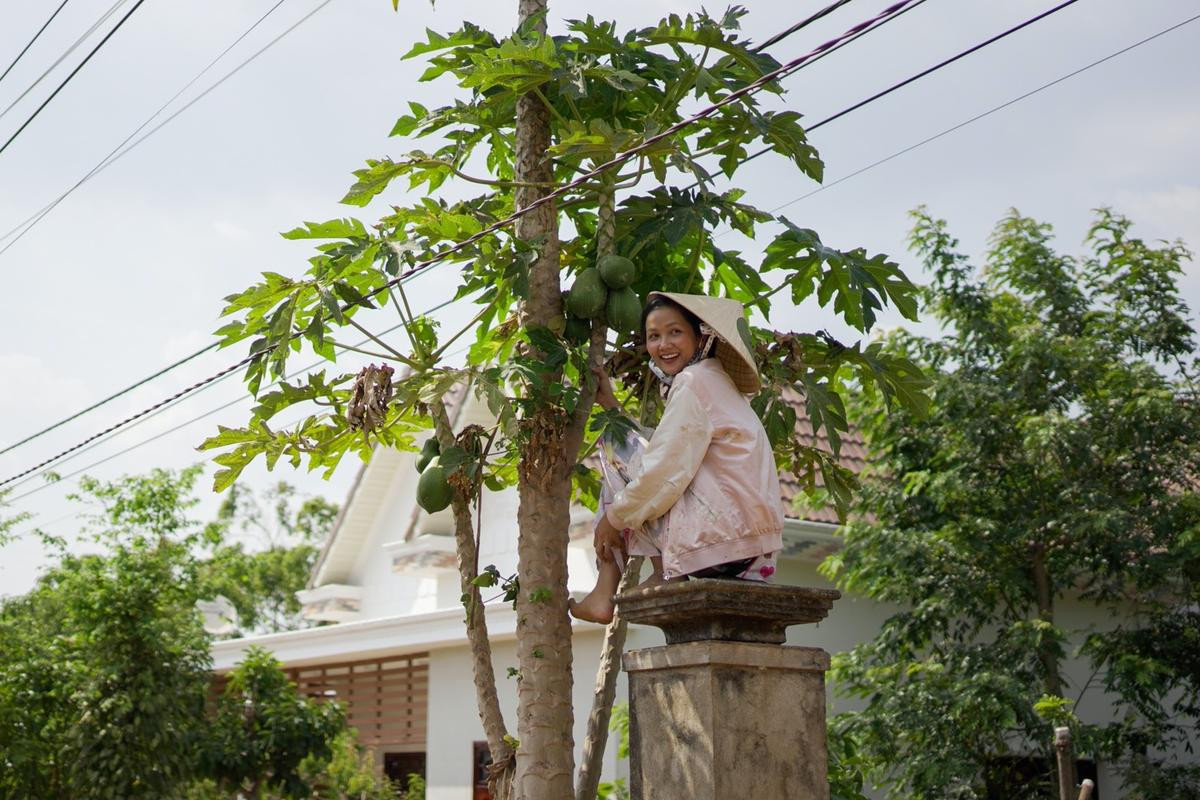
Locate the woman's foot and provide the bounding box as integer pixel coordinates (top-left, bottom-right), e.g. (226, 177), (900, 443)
(569, 555), (623, 624)
(568, 590), (615, 624)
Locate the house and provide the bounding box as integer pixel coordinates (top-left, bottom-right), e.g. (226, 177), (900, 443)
(212, 387), (1140, 799)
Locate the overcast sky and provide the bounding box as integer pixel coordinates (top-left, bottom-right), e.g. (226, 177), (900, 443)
(1, 0), (1197, 596)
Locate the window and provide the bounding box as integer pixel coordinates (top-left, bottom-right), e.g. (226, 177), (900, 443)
(385, 751), (426, 787)
(473, 741), (493, 800)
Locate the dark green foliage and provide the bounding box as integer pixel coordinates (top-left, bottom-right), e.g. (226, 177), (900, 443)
(825, 208), (1200, 798)
(203, 7), (925, 523)
(198, 480), (338, 635)
(0, 470), (212, 800)
(201, 647), (346, 799)
(0, 469), (349, 799)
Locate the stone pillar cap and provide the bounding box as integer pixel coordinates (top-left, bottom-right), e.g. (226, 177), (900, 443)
(615, 579), (840, 645)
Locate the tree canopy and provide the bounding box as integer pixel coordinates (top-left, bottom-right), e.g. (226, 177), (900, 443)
(0, 468), (367, 800)
(825, 207), (1200, 799)
(200, 5), (930, 796)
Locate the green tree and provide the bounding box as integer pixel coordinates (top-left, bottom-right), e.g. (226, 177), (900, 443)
(0, 468), (358, 799)
(201, 647), (347, 799)
(0, 470), (212, 799)
(202, 6), (927, 797)
(199, 481), (339, 634)
(824, 208), (1200, 798)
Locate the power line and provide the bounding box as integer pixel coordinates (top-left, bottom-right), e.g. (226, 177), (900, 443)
(0, 0), (335, 253)
(0, 0), (126, 125)
(0, 342), (217, 458)
(2, 295), (460, 504)
(0, 0), (74, 88)
(0, 0), (927, 489)
(753, 0), (855, 52)
(707, 0), (1088, 183)
(0, 0), (898, 460)
(0, 0), (299, 457)
(763, 11), (1200, 215)
(0, 0), (148, 159)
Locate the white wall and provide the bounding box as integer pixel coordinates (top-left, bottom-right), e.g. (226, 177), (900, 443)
(424, 630), (621, 800)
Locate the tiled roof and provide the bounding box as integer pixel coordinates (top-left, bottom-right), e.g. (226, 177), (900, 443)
(778, 387), (866, 525)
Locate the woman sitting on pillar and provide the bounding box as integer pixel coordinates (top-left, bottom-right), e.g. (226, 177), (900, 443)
(569, 292), (784, 624)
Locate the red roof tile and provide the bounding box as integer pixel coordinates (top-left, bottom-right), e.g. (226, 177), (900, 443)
(778, 387), (865, 524)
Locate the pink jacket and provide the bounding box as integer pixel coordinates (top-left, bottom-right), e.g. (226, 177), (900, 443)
(606, 358), (784, 579)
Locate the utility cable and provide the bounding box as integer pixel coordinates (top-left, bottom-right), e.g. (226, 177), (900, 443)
(753, 0), (855, 52)
(0, 0), (926, 488)
(1, 0), (330, 253)
(762, 10), (1200, 216)
(0, 0), (126, 125)
(0, 0), (148, 158)
(719, 0), (1088, 177)
(0, 341), (217, 458)
(0, 0), (296, 456)
(0, 0), (909, 459)
(1, 294), (460, 502)
(0, 0), (74, 88)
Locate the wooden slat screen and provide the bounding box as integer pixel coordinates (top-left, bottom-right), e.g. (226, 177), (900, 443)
(285, 653), (430, 747)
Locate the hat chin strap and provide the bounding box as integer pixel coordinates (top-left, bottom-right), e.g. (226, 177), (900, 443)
(650, 326), (718, 388)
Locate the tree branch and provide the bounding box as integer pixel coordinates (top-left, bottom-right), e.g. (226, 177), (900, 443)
(429, 397), (515, 775)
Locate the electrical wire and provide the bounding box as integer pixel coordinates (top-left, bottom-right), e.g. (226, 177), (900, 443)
(753, 0), (855, 52)
(2, 294), (460, 502)
(0, 0), (74, 88)
(0, 0), (907, 461)
(0, 0), (333, 253)
(0, 0), (148, 158)
(0, 0), (939, 489)
(0, 0), (301, 457)
(0, 0), (127, 125)
(761, 10), (1200, 216)
(0, 342), (218, 458)
(695, 0), (1088, 187)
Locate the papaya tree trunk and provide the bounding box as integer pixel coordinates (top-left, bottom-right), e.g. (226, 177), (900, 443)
(430, 399), (515, 798)
(573, 183), (627, 800)
(575, 557), (643, 800)
(512, 1), (574, 798)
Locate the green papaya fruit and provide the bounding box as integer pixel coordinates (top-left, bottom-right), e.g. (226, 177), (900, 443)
(416, 457), (453, 513)
(597, 254), (636, 289)
(606, 287), (642, 334)
(567, 268), (606, 319)
(415, 437), (440, 473)
(564, 315), (591, 345)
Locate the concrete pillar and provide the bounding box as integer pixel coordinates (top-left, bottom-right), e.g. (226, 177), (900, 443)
(617, 579), (839, 800)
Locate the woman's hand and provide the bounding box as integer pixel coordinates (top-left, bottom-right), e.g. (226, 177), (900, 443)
(592, 365), (619, 411)
(593, 513), (625, 562)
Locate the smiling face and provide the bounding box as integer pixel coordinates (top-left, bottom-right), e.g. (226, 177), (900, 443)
(644, 305), (700, 377)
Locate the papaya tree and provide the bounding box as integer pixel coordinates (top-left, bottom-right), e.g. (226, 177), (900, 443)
(202, 4), (927, 798)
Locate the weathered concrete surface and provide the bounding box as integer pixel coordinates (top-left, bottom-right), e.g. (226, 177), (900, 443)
(616, 577), (839, 645)
(623, 641), (831, 800)
(617, 580), (838, 800)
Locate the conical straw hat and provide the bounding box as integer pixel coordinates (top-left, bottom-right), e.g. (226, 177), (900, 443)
(646, 291), (761, 395)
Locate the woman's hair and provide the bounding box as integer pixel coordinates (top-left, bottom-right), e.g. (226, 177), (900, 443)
(641, 295), (702, 338)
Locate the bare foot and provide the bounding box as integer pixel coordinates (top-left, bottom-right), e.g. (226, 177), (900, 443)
(568, 590), (615, 624)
